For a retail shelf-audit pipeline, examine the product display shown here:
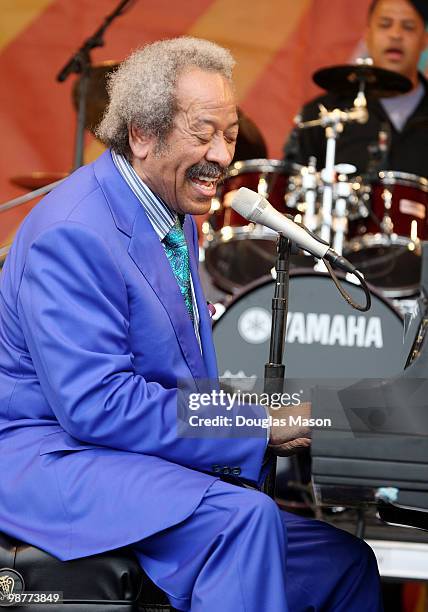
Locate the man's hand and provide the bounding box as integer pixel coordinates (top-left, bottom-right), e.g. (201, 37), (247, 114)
(268, 402), (312, 456)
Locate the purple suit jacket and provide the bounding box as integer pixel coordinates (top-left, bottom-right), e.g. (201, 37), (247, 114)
(0, 151), (267, 560)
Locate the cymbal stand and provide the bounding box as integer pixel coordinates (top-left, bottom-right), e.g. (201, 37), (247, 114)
(297, 81), (368, 253)
(56, 0), (135, 170)
(332, 170), (353, 255)
(0, 180), (65, 214)
(0, 179), (65, 263)
(301, 156), (318, 233)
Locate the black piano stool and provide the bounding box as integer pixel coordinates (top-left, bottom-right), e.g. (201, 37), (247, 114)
(0, 532), (179, 611)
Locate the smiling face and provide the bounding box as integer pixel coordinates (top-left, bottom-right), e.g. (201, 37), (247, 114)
(129, 67), (238, 216)
(366, 0), (428, 88)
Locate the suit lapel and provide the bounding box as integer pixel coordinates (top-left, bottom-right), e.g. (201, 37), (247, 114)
(129, 211), (208, 382)
(94, 151), (208, 382)
(184, 218), (218, 379)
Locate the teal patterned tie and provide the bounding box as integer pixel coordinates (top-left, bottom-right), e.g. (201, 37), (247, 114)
(163, 218), (194, 322)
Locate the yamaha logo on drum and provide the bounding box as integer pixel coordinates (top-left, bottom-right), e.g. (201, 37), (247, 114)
(238, 307), (383, 348)
(286, 312), (383, 348)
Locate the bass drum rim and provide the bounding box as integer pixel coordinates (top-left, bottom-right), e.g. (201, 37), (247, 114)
(225, 158), (301, 178)
(344, 235), (422, 298)
(375, 170), (428, 192)
(204, 227), (278, 294)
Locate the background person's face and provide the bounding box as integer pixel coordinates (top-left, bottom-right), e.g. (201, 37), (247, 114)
(366, 0), (427, 87)
(132, 67), (238, 216)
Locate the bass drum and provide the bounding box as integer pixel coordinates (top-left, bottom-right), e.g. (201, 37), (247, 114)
(213, 271), (405, 380)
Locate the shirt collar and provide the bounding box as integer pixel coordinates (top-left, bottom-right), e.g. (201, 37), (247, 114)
(111, 150), (177, 240)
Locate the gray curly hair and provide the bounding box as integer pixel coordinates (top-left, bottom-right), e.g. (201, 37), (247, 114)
(96, 37), (235, 159)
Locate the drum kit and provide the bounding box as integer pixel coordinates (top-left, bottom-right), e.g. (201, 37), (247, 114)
(6, 58), (428, 383)
(204, 62), (428, 380)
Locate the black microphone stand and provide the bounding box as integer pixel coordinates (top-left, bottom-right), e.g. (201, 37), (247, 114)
(56, 0), (136, 170)
(263, 235), (292, 499)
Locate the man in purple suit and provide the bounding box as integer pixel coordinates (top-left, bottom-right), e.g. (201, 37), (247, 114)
(0, 38), (382, 611)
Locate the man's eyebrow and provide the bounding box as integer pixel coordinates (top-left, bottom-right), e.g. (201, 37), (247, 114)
(196, 118), (239, 129)
(227, 120), (240, 129)
(378, 15), (417, 24)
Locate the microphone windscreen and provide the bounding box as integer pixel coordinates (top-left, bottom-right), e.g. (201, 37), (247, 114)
(230, 187), (260, 220)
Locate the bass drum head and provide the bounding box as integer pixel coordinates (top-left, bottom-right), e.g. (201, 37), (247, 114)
(213, 270), (405, 379)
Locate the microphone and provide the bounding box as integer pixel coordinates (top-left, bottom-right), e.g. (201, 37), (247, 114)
(231, 187), (356, 273)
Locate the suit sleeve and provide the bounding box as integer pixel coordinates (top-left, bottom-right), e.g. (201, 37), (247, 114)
(17, 222), (268, 482)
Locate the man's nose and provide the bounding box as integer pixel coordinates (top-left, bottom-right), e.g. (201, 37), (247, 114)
(388, 23), (404, 40)
(206, 136), (234, 168)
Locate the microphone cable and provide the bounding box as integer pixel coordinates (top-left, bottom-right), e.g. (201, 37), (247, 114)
(292, 218), (372, 312)
(323, 258), (372, 312)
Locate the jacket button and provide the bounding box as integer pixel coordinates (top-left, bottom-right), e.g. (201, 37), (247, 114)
(222, 466), (231, 475)
(232, 467), (241, 476)
(212, 465), (221, 473)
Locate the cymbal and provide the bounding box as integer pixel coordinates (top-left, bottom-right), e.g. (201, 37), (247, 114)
(313, 64), (412, 97)
(72, 61), (119, 134)
(10, 172), (68, 190)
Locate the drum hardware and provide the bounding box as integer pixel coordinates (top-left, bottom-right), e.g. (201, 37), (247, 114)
(11, 4), (135, 192)
(0, 179), (64, 215)
(334, 163), (357, 176)
(297, 82), (369, 249)
(0, 179), (65, 267)
(9, 60), (117, 193)
(293, 63), (422, 298)
(10, 172), (69, 191)
(380, 188), (394, 234)
(71, 61), (120, 136)
(298, 157), (319, 233)
(57, 1), (135, 169)
(331, 169), (357, 256)
(256, 173), (270, 199)
(297, 85), (368, 278)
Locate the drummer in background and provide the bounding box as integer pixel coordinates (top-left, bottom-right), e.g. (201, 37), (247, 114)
(285, 0), (428, 177)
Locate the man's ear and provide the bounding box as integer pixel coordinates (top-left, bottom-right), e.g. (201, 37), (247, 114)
(128, 124), (152, 160)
